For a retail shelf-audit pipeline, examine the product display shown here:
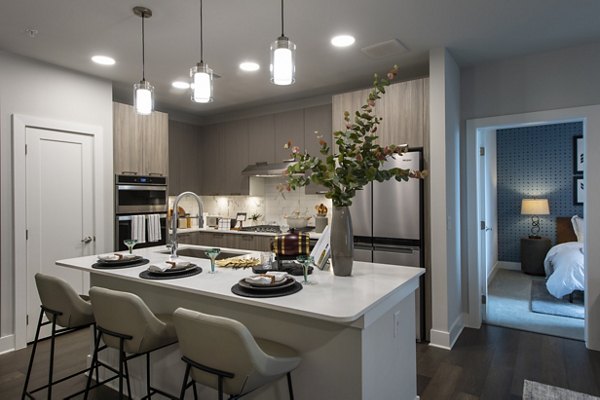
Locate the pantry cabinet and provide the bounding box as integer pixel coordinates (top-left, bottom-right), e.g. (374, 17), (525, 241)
(113, 102), (169, 177)
(169, 120), (202, 196)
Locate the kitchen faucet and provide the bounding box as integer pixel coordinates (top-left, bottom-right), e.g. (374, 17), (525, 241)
(170, 191), (204, 259)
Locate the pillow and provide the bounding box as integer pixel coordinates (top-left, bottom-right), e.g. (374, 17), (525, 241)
(571, 215), (585, 243)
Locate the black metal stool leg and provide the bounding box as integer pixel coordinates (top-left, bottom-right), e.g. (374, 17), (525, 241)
(192, 381), (198, 400)
(93, 325), (100, 383)
(287, 372), (294, 400)
(123, 355), (132, 400)
(218, 375), (224, 400)
(84, 328), (102, 400)
(146, 352), (152, 398)
(47, 317), (58, 400)
(21, 309), (44, 400)
(179, 363), (191, 399)
(118, 338), (125, 399)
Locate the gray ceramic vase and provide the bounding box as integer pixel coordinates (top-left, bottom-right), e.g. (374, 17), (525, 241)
(330, 206), (354, 276)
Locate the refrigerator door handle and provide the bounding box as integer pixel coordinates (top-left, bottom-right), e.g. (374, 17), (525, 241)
(372, 244), (417, 253)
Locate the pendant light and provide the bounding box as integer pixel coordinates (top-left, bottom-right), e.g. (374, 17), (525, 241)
(270, 0), (296, 85)
(133, 7), (154, 115)
(190, 0), (213, 103)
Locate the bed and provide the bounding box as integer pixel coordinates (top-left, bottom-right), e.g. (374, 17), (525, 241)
(544, 216), (584, 299)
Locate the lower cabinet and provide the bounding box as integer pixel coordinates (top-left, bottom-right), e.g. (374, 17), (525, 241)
(178, 231), (273, 251)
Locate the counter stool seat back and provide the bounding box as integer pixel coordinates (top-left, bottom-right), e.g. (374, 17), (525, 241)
(35, 273), (94, 328)
(174, 308), (301, 397)
(89, 286), (176, 354)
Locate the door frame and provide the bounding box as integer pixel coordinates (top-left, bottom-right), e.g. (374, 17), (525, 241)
(12, 114), (105, 350)
(465, 105), (599, 349)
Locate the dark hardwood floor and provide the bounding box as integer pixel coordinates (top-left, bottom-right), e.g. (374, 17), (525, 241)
(1, 324), (599, 399)
(417, 324), (600, 399)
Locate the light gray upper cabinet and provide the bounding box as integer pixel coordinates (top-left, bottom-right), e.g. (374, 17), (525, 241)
(331, 77), (429, 150)
(113, 102), (168, 177)
(199, 124), (224, 196)
(274, 110), (304, 162)
(303, 105), (332, 195)
(222, 120), (249, 195)
(247, 115), (276, 165)
(169, 121), (201, 196)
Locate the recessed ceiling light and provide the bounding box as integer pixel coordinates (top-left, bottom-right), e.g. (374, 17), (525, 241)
(331, 35), (355, 48)
(239, 61), (260, 72)
(172, 81), (190, 89)
(91, 55), (115, 65)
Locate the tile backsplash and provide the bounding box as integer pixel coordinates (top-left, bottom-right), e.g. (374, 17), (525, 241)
(168, 177), (332, 227)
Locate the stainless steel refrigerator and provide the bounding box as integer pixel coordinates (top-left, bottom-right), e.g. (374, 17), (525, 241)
(350, 150), (425, 340)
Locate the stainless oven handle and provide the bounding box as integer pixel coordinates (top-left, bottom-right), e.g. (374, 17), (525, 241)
(118, 213), (167, 221)
(117, 185), (167, 191)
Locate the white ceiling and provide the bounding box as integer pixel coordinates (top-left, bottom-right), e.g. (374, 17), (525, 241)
(1, 0), (600, 117)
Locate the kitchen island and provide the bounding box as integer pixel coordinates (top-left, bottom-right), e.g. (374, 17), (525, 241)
(56, 245), (423, 400)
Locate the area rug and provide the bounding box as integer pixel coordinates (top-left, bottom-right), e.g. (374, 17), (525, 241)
(530, 280), (584, 319)
(523, 380), (600, 400)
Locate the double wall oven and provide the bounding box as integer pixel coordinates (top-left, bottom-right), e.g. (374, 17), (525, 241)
(114, 175), (168, 251)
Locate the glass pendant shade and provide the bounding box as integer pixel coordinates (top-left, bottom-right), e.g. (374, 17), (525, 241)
(190, 63), (213, 103)
(270, 36), (296, 85)
(133, 80), (154, 115)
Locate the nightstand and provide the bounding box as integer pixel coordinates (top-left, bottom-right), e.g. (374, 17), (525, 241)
(520, 237), (552, 276)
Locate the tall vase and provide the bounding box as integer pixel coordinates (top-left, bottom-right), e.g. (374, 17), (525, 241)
(330, 206), (354, 276)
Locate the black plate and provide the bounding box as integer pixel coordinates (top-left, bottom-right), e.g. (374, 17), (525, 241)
(147, 264), (198, 275)
(97, 255), (143, 266)
(237, 277), (296, 291)
(231, 282), (302, 298)
(92, 258), (149, 270)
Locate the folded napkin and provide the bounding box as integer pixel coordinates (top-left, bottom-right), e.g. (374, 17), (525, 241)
(245, 272), (288, 285)
(148, 259), (191, 273)
(98, 253), (137, 262)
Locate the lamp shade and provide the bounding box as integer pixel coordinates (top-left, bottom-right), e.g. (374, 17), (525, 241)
(521, 199), (550, 215)
(133, 80), (154, 115)
(190, 63), (213, 103)
(270, 37), (296, 85)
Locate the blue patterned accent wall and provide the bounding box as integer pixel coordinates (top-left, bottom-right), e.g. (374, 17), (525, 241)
(497, 122), (584, 262)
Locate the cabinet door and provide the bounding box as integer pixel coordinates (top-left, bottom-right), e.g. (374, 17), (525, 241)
(274, 110), (304, 162)
(247, 115), (276, 164)
(142, 110), (169, 177)
(304, 105), (332, 195)
(332, 88), (372, 133)
(169, 121), (201, 196)
(200, 124), (224, 195)
(222, 120), (249, 195)
(113, 102), (143, 175)
(379, 78), (427, 148)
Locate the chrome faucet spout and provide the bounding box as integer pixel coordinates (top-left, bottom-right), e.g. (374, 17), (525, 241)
(170, 191), (204, 259)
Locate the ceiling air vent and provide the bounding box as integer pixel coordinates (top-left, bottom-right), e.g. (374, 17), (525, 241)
(361, 39), (408, 59)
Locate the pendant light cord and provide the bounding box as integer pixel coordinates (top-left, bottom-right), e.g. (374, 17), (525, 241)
(199, 0), (204, 63)
(141, 10), (146, 81)
(281, 0), (285, 36)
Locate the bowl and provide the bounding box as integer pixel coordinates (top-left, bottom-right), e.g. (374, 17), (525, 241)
(285, 216), (310, 229)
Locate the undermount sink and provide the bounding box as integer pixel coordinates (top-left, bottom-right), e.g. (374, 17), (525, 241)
(159, 247), (245, 260)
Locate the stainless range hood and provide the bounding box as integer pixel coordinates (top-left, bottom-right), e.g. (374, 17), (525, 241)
(241, 161), (296, 177)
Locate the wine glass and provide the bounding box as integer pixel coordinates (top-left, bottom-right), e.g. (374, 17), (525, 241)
(296, 255), (315, 285)
(123, 239), (138, 254)
(205, 248), (221, 274)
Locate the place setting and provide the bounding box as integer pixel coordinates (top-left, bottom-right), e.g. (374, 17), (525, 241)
(92, 240), (150, 269)
(231, 271), (303, 298)
(139, 258), (202, 280)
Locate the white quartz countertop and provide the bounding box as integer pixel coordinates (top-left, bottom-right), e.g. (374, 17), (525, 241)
(173, 227), (323, 239)
(57, 245), (423, 325)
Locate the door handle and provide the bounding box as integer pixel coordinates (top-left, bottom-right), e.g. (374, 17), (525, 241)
(81, 236), (93, 244)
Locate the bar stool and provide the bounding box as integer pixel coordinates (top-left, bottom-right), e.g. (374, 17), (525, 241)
(22, 273), (97, 400)
(173, 308), (301, 400)
(86, 286), (179, 400)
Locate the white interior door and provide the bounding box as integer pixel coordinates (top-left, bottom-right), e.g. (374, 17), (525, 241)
(478, 146), (489, 321)
(25, 127), (94, 341)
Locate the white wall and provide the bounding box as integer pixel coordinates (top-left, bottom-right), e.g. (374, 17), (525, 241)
(0, 51), (113, 344)
(428, 48), (463, 349)
(460, 41), (600, 350)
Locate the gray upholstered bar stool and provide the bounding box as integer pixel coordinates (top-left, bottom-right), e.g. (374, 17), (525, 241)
(22, 273), (97, 400)
(85, 286), (179, 400)
(173, 308), (301, 400)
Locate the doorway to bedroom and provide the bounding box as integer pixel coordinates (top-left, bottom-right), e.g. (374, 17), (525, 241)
(479, 122), (585, 341)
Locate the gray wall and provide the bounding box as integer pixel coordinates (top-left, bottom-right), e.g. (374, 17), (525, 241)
(459, 40), (600, 348)
(0, 51), (113, 341)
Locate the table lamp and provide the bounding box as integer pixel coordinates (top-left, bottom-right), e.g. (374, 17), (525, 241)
(521, 198), (550, 239)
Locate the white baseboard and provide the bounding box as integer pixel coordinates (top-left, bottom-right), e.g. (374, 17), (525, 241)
(0, 335), (15, 355)
(487, 262), (499, 285)
(429, 313), (465, 350)
(497, 261), (521, 271)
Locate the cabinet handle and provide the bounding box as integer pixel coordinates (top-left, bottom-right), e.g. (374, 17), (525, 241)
(148, 172), (163, 177)
(121, 171), (138, 175)
(315, 191), (328, 194)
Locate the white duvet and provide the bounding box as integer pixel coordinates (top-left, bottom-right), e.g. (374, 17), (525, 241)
(544, 241), (584, 299)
